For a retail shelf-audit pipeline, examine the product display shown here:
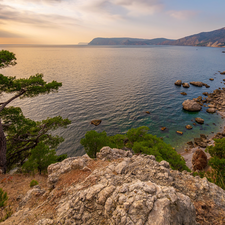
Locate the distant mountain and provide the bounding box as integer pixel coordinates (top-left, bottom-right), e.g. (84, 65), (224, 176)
(88, 37), (173, 45)
(161, 27), (225, 47)
(88, 27), (225, 47)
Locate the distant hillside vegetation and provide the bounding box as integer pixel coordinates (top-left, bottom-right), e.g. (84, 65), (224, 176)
(88, 37), (173, 45)
(161, 27), (225, 47)
(88, 27), (225, 47)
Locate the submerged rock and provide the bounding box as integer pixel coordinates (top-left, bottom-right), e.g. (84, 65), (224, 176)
(186, 125), (193, 130)
(209, 78), (214, 81)
(161, 127), (166, 131)
(195, 117), (204, 124)
(145, 111), (150, 114)
(181, 92), (187, 95)
(176, 131), (183, 135)
(182, 99), (202, 111)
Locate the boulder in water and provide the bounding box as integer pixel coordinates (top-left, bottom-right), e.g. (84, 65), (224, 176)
(174, 80), (182, 86)
(91, 120), (102, 126)
(182, 99), (202, 111)
(182, 83), (190, 88)
(195, 117), (204, 124)
(206, 108), (216, 113)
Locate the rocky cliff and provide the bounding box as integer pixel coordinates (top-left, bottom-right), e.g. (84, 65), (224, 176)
(2, 147), (225, 224)
(161, 27), (225, 47)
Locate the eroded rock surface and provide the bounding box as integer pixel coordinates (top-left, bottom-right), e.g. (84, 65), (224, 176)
(47, 154), (92, 189)
(97, 146), (133, 161)
(5, 148), (225, 225)
(42, 148), (225, 225)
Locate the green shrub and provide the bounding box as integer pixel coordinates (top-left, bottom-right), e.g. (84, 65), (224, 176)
(80, 130), (109, 158)
(0, 188), (8, 208)
(81, 126), (190, 172)
(30, 179), (38, 187)
(202, 138), (225, 190)
(22, 142), (59, 175)
(0, 189), (13, 222)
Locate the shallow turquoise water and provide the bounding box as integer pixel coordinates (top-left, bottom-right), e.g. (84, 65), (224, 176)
(0, 45), (225, 156)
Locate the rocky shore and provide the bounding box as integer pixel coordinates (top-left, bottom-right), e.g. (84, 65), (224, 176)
(178, 80), (225, 170)
(2, 147), (225, 225)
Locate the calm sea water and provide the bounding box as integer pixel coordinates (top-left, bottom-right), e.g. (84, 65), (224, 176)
(0, 45), (225, 156)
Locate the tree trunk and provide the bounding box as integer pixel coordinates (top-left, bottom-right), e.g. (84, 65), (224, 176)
(0, 118), (6, 173)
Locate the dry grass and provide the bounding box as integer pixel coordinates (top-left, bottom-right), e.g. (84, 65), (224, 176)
(0, 159), (112, 224)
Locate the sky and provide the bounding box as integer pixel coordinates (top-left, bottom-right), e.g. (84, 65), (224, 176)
(0, 0), (225, 45)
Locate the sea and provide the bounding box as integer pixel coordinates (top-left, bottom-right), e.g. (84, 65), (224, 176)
(0, 45), (225, 156)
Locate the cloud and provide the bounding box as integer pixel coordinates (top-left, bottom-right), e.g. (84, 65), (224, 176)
(167, 10), (197, 20)
(0, 30), (23, 38)
(80, 0), (163, 20)
(0, 3), (80, 28)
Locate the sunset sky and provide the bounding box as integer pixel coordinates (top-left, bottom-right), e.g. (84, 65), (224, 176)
(0, 0), (225, 45)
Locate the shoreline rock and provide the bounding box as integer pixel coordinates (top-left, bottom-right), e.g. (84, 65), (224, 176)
(182, 99), (202, 111)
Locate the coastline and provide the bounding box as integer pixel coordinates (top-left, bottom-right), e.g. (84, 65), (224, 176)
(179, 86), (225, 170)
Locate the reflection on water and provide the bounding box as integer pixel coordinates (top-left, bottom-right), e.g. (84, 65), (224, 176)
(0, 45), (225, 156)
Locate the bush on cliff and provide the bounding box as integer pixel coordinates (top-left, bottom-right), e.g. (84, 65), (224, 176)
(205, 138), (225, 189)
(80, 130), (109, 158)
(81, 126), (190, 172)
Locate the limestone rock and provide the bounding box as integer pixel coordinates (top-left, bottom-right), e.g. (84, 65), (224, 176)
(47, 155), (92, 189)
(190, 81), (204, 87)
(206, 108), (216, 113)
(182, 100), (202, 112)
(206, 97), (212, 102)
(194, 138), (207, 148)
(202, 92), (208, 96)
(96, 146), (133, 161)
(174, 80), (182, 86)
(195, 117), (204, 124)
(182, 83), (190, 88)
(192, 149), (208, 171)
(51, 151), (225, 225)
(54, 176), (196, 225)
(36, 219), (54, 225)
